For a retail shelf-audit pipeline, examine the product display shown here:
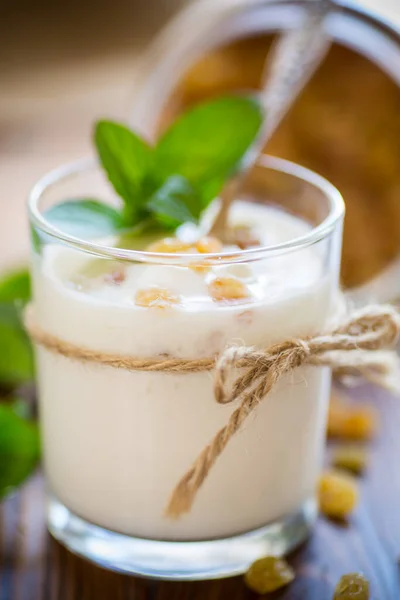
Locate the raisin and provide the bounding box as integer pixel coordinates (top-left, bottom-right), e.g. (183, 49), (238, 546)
(208, 277), (250, 302)
(190, 264), (210, 274)
(318, 470), (358, 519)
(327, 395), (377, 441)
(147, 236), (223, 255)
(147, 236), (223, 275)
(135, 287), (180, 309)
(196, 236), (223, 253)
(244, 556), (295, 594)
(332, 445), (368, 475)
(333, 573), (370, 599)
(146, 238), (192, 253)
(340, 408), (377, 440)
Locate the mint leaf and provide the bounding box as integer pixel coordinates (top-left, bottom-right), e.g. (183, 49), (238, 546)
(155, 96), (263, 206)
(31, 225), (42, 255)
(0, 403), (40, 499)
(45, 199), (125, 239)
(0, 269), (33, 386)
(92, 96), (263, 233)
(0, 269), (31, 304)
(0, 304), (34, 385)
(94, 121), (154, 223)
(147, 175), (201, 228)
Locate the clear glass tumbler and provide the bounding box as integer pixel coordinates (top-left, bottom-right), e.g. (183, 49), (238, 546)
(28, 155), (344, 579)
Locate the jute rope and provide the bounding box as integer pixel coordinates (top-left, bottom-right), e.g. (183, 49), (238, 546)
(24, 304), (400, 519)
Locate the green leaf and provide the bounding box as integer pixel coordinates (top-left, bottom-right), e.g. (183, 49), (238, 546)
(94, 120), (154, 222)
(45, 199), (125, 239)
(0, 304), (34, 385)
(155, 95), (263, 206)
(147, 175), (201, 228)
(0, 269), (31, 304)
(0, 403), (40, 499)
(30, 225), (42, 255)
(0, 269), (33, 386)
(197, 174), (227, 208)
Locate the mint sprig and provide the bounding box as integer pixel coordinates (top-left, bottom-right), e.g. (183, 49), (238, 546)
(0, 268), (31, 304)
(0, 305), (33, 386)
(0, 269), (33, 386)
(0, 402), (40, 499)
(0, 268), (39, 499)
(43, 95), (263, 240)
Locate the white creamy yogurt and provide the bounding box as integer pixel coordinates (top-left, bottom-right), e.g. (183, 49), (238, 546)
(33, 202), (337, 540)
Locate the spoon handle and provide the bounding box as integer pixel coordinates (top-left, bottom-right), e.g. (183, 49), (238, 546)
(211, 0), (332, 237)
(255, 0), (331, 151)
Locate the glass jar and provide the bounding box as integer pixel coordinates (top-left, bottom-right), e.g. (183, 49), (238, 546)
(28, 155), (344, 579)
(130, 0), (400, 301)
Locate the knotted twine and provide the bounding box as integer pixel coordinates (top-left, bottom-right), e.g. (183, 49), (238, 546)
(24, 304), (400, 519)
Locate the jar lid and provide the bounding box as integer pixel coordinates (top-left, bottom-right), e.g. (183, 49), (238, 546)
(130, 0), (400, 303)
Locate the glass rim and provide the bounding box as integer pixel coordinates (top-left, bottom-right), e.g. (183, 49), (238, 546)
(28, 154), (345, 265)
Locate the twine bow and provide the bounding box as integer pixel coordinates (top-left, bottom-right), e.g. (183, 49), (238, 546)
(165, 305), (400, 518)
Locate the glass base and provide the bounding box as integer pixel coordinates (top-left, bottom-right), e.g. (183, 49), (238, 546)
(48, 496), (316, 580)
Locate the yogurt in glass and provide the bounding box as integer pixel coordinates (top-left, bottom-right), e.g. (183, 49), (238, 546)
(28, 155), (344, 577)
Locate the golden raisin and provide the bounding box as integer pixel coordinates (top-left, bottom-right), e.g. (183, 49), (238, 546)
(196, 236), (223, 253)
(332, 445), (368, 475)
(327, 395), (377, 441)
(147, 237), (223, 275)
(208, 277), (250, 303)
(333, 573), (370, 599)
(190, 264), (210, 274)
(135, 287), (180, 309)
(340, 408), (377, 440)
(244, 556), (295, 594)
(318, 470), (358, 519)
(146, 238), (193, 253)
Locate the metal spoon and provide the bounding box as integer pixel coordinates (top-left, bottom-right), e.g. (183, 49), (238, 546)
(210, 0), (332, 238)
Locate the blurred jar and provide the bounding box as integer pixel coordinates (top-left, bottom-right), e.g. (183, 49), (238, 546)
(131, 0), (400, 299)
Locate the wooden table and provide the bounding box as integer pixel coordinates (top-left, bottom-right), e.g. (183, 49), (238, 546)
(1, 385), (400, 600)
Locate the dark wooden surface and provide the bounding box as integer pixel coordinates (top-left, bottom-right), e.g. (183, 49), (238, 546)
(1, 385), (400, 600)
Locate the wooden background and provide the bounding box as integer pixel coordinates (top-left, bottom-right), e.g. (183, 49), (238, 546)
(1, 385), (400, 599)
